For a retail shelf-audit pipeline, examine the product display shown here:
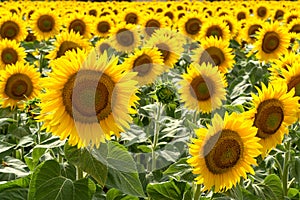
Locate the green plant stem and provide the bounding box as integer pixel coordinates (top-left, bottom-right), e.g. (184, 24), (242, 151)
(76, 166), (84, 180)
(282, 141), (291, 197)
(151, 103), (162, 171)
(193, 183), (201, 200)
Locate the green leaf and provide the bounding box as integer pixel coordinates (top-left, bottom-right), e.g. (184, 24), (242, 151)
(0, 188), (28, 200)
(104, 142), (145, 197)
(65, 141), (145, 197)
(64, 143), (108, 187)
(16, 136), (34, 148)
(0, 142), (16, 160)
(0, 175), (30, 192)
(106, 188), (139, 200)
(263, 174), (284, 200)
(147, 180), (190, 200)
(287, 188), (299, 199)
(0, 156), (29, 178)
(74, 178), (96, 200)
(28, 160), (96, 200)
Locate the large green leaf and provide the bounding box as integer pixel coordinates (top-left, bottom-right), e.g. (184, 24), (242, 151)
(147, 179), (190, 200)
(263, 174), (284, 200)
(0, 142), (16, 160)
(104, 142), (145, 197)
(0, 188), (28, 200)
(0, 175), (30, 192)
(106, 188), (139, 200)
(64, 143), (108, 187)
(65, 141), (145, 197)
(28, 160), (96, 200)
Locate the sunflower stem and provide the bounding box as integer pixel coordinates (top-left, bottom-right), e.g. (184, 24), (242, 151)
(76, 166), (84, 180)
(282, 140), (291, 197)
(151, 102), (163, 171)
(193, 183), (201, 200)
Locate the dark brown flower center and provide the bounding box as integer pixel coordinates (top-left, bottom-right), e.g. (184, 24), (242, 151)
(25, 31), (36, 42)
(63, 70), (114, 123)
(206, 25), (223, 39)
(254, 99), (284, 138)
(88, 9), (97, 17)
(116, 28), (134, 47)
(145, 19), (160, 36)
(287, 75), (300, 97)
(97, 21), (110, 34)
(156, 43), (170, 62)
(190, 75), (213, 101)
(200, 47), (225, 66)
(0, 21), (20, 40)
(165, 11), (174, 20)
(204, 130), (243, 174)
(5, 73), (33, 100)
(56, 41), (81, 58)
(224, 20), (233, 32)
(125, 13), (138, 24)
(185, 18), (201, 35)
(287, 15), (298, 24)
(262, 32), (280, 53)
(1, 48), (18, 65)
(248, 24), (262, 39)
(69, 19), (86, 36)
(133, 54), (153, 76)
(289, 24), (300, 34)
(98, 42), (111, 54)
(37, 15), (55, 32)
(257, 6), (267, 18)
(274, 10), (284, 20)
(237, 12), (246, 21)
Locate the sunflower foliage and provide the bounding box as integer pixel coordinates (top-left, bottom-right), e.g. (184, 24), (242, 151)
(0, 1), (300, 200)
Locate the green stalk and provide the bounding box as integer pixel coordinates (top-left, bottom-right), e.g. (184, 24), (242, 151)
(282, 140), (291, 197)
(193, 183), (201, 200)
(76, 166), (84, 180)
(151, 103), (162, 171)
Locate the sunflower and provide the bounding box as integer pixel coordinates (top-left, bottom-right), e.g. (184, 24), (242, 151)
(94, 38), (115, 55)
(144, 29), (183, 68)
(94, 16), (115, 38)
(163, 8), (177, 24)
(187, 113), (261, 192)
(254, 22), (290, 62)
(87, 6), (98, 17)
(64, 12), (92, 38)
(0, 14), (27, 42)
(288, 18), (300, 35)
(39, 49), (139, 148)
(284, 10), (299, 25)
(254, 4), (270, 20)
(245, 83), (298, 156)
(0, 39), (26, 70)
(240, 18), (265, 44)
(179, 63), (226, 114)
(192, 36), (234, 74)
(235, 8), (250, 21)
(0, 62), (41, 109)
(109, 22), (140, 53)
(120, 47), (164, 85)
(273, 7), (285, 21)
(268, 52), (300, 80)
(220, 15), (238, 40)
(46, 30), (91, 60)
(140, 13), (170, 38)
(29, 9), (61, 41)
(199, 18), (231, 41)
(177, 12), (204, 39)
(119, 8), (141, 25)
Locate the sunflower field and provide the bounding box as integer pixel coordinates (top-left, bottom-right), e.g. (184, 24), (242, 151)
(0, 0), (300, 199)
